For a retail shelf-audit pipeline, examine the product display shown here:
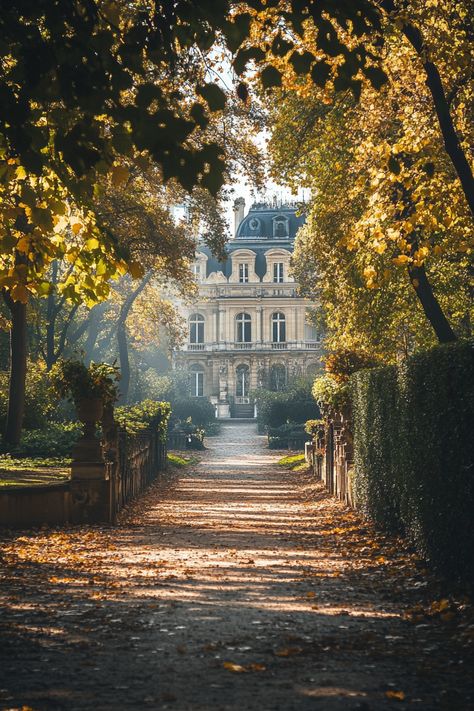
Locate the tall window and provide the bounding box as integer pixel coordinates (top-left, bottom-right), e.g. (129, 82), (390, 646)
(236, 312), (252, 342)
(236, 364), (250, 397)
(304, 320), (320, 342)
(272, 312), (286, 343)
(273, 262), (284, 283)
(191, 263), (201, 281)
(270, 364), (287, 391)
(189, 313), (204, 343)
(239, 263), (249, 283)
(189, 364), (204, 397)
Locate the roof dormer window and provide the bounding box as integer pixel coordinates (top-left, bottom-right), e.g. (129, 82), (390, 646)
(273, 214), (289, 239)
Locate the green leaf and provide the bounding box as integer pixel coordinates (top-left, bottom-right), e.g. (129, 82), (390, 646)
(190, 102), (209, 129)
(224, 13), (252, 53)
(233, 47), (266, 76)
(316, 18), (344, 57)
(236, 82), (249, 102)
(196, 83), (227, 112)
(271, 34), (294, 57)
(37, 281), (52, 296)
(289, 50), (314, 75)
(260, 65), (282, 89)
(136, 83), (163, 108)
(363, 65), (388, 90)
(310, 60), (331, 88)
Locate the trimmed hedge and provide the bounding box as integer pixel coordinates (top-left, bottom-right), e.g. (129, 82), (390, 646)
(352, 342), (474, 583)
(255, 378), (320, 429)
(267, 422), (307, 449)
(115, 399), (171, 440)
(170, 397), (216, 428)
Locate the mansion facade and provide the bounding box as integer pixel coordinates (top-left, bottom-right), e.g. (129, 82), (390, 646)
(173, 200), (322, 418)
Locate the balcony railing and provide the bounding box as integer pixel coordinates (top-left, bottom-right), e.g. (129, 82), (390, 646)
(180, 340), (321, 353)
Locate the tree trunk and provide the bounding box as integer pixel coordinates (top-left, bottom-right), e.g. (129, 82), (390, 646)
(379, 0), (474, 219)
(45, 292), (56, 371)
(116, 273), (152, 405)
(408, 265), (457, 343)
(44, 260), (59, 371)
(3, 293), (27, 447)
(117, 321), (130, 405)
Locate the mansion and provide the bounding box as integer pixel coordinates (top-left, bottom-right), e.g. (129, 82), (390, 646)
(173, 199), (322, 418)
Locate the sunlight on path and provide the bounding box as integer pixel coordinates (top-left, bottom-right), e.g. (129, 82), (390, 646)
(0, 422), (470, 711)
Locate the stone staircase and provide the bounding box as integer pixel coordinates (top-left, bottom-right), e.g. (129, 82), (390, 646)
(231, 403), (255, 419)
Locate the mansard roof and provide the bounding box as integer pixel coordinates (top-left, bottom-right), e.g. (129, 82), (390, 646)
(235, 203), (305, 241)
(197, 203), (306, 279)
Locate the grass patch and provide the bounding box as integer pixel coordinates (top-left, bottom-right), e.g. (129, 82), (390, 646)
(167, 452), (199, 468)
(277, 453), (307, 472)
(0, 455), (71, 488)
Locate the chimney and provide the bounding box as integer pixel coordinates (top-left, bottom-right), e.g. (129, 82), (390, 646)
(233, 197), (245, 235)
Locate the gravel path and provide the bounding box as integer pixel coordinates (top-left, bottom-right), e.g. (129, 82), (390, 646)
(0, 422), (472, 711)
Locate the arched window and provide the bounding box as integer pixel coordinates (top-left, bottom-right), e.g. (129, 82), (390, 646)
(270, 364), (287, 392)
(272, 312), (286, 343)
(306, 362), (320, 377)
(189, 364), (204, 397)
(236, 312), (252, 343)
(189, 313), (204, 344)
(236, 364), (250, 398)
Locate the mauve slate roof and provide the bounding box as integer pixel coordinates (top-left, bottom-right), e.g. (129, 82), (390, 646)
(198, 204), (306, 279)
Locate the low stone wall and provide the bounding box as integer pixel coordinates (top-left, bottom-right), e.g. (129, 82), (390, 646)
(0, 427), (167, 529)
(0, 483), (70, 528)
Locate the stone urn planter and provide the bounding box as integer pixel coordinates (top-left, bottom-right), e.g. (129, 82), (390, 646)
(73, 397), (104, 462)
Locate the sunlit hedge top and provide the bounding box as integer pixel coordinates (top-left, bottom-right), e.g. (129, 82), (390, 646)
(114, 400), (171, 441)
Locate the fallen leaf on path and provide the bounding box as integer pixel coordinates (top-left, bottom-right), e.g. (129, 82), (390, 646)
(385, 690), (405, 700)
(247, 663), (266, 672)
(223, 661), (266, 673)
(223, 661), (247, 673)
(274, 646), (303, 657)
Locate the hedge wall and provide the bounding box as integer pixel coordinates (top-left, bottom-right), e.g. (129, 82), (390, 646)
(351, 342), (474, 583)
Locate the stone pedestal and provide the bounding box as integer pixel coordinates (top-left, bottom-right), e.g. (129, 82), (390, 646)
(217, 402), (231, 418)
(69, 402), (112, 523)
(70, 451), (111, 523)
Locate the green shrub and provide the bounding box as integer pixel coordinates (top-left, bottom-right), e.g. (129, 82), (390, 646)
(0, 365), (56, 431)
(115, 399), (171, 441)
(312, 374), (350, 414)
(255, 378), (320, 429)
(352, 342), (474, 583)
(170, 397), (215, 428)
(9, 422), (82, 457)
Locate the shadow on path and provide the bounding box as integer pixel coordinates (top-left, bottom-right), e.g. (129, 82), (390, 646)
(0, 422), (472, 710)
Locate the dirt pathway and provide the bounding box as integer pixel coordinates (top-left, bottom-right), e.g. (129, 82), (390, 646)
(0, 422), (472, 711)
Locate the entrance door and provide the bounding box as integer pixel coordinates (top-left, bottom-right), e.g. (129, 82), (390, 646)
(235, 364), (250, 403)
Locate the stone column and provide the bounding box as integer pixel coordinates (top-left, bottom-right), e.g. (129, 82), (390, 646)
(219, 308), (226, 345)
(256, 305), (262, 343)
